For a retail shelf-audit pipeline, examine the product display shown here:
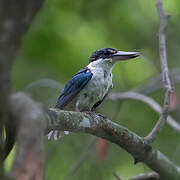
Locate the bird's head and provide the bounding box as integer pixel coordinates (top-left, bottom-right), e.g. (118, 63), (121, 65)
(89, 48), (140, 65)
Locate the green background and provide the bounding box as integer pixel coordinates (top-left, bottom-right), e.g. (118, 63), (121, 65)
(6, 0), (180, 179)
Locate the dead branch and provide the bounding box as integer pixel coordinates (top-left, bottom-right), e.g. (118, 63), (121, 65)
(108, 92), (180, 132)
(145, 0), (173, 142)
(114, 172), (160, 180)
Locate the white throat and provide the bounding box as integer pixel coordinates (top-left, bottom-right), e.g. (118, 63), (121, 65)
(87, 58), (114, 71)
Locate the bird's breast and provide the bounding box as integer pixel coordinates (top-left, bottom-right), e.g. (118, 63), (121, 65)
(76, 67), (113, 110)
(89, 68), (112, 95)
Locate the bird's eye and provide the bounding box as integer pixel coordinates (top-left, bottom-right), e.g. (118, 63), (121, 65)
(104, 49), (116, 57)
(108, 49), (117, 54)
(89, 48), (118, 62)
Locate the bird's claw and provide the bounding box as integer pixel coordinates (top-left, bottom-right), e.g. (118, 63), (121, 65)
(83, 111), (96, 117)
(83, 111), (106, 119)
(47, 130), (69, 140)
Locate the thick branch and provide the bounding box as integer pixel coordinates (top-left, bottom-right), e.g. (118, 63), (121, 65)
(145, 0), (173, 142)
(0, 0), (45, 105)
(0, 0), (45, 175)
(45, 108), (180, 180)
(9, 92), (46, 180)
(108, 92), (180, 132)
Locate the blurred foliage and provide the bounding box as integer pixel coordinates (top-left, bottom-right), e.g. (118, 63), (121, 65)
(8, 0), (180, 179)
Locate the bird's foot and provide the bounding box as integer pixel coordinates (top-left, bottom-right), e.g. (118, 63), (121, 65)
(83, 110), (95, 115)
(47, 130), (69, 140)
(82, 111), (106, 119)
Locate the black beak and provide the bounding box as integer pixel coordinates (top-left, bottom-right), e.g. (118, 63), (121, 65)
(112, 51), (140, 62)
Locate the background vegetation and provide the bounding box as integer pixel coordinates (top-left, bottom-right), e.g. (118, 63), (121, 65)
(5, 0), (180, 179)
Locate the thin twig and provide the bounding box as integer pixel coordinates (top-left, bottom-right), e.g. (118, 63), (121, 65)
(129, 172), (160, 180)
(145, 0), (173, 142)
(113, 173), (123, 180)
(64, 137), (96, 179)
(108, 92), (180, 132)
(114, 172), (160, 180)
(133, 68), (180, 95)
(106, 68), (178, 97)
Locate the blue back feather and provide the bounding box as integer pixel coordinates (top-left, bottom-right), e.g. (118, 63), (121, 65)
(55, 68), (93, 109)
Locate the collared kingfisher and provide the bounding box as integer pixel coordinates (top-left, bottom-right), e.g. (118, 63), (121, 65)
(48, 48), (140, 139)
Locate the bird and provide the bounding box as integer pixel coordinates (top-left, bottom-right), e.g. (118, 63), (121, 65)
(48, 48), (140, 140)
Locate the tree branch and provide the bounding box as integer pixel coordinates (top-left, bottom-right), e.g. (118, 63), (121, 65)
(0, 0), (45, 103)
(145, 0), (173, 142)
(9, 92), (46, 180)
(0, 0), (46, 175)
(7, 92), (180, 180)
(133, 68), (180, 95)
(64, 137), (96, 179)
(43, 108), (180, 180)
(113, 172), (123, 180)
(128, 172), (160, 180)
(108, 92), (180, 132)
(0, 0), (178, 179)
(114, 172), (160, 180)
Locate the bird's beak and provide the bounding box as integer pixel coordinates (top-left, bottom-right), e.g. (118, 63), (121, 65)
(112, 51), (140, 62)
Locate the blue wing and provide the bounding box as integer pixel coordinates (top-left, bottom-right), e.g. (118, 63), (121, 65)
(55, 67), (93, 109)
